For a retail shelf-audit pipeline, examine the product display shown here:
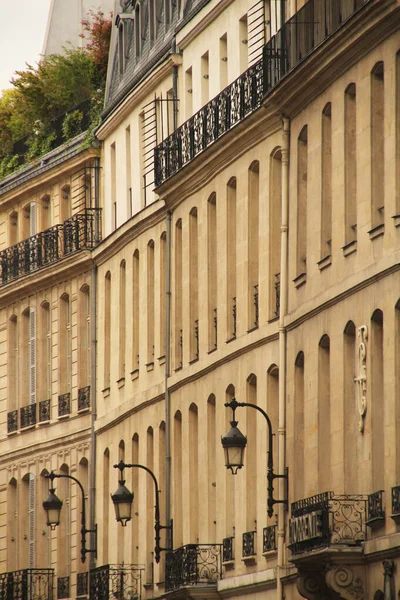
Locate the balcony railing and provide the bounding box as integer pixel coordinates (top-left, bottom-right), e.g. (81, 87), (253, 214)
(263, 525), (277, 553)
(20, 403), (36, 429)
(39, 399), (51, 423)
(0, 569), (53, 600)
(367, 490), (385, 525)
(0, 209), (101, 286)
(289, 492), (367, 556)
(154, 0), (370, 186)
(89, 564), (144, 600)
(78, 386), (90, 412)
(7, 410), (18, 433)
(242, 531), (256, 557)
(222, 537), (234, 562)
(76, 573), (88, 597)
(165, 544), (222, 592)
(57, 577), (69, 600)
(392, 485), (400, 517)
(58, 393), (70, 418)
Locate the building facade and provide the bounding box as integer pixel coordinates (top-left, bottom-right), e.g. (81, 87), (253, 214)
(1, 0), (400, 600)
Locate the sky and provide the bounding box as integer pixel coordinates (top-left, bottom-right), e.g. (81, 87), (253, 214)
(0, 0), (52, 93)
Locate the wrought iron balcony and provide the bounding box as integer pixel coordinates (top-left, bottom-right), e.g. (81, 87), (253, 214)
(289, 492), (367, 556)
(20, 403), (36, 428)
(89, 564), (144, 600)
(7, 410), (18, 433)
(58, 393), (71, 417)
(57, 576), (69, 599)
(77, 572), (88, 597)
(0, 568), (53, 600)
(263, 525), (277, 553)
(154, 0), (370, 187)
(222, 536), (234, 562)
(392, 485), (400, 518)
(242, 531), (256, 558)
(274, 273), (280, 317)
(0, 208), (101, 286)
(39, 399), (51, 423)
(367, 490), (385, 525)
(165, 544), (222, 592)
(78, 386), (90, 411)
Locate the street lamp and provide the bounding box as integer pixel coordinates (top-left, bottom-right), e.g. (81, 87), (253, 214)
(221, 397), (288, 518)
(43, 471), (97, 563)
(112, 460), (173, 563)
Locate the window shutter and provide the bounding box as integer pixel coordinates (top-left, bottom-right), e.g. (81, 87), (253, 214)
(29, 308), (36, 404)
(29, 474), (35, 568)
(30, 202), (37, 236)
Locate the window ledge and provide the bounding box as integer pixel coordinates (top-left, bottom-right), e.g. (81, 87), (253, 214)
(222, 560), (235, 570)
(317, 254), (331, 271)
(226, 336), (236, 344)
(189, 357), (199, 365)
(38, 419), (51, 426)
(392, 214), (400, 227)
(146, 361), (154, 372)
(7, 430), (18, 436)
(130, 369), (139, 381)
(263, 550), (277, 559)
(342, 239), (357, 256)
(208, 347), (217, 355)
(20, 425), (35, 431)
(77, 407), (90, 415)
(247, 325), (259, 333)
(293, 272), (307, 288)
(117, 377), (125, 389)
(174, 365), (183, 372)
(368, 223), (385, 240)
(242, 555), (257, 565)
(157, 354), (166, 365)
(102, 387), (110, 398)
(58, 413), (70, 420)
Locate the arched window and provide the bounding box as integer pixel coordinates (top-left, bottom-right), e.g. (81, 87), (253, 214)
(189, 403), (199, 539)
(7, 478), (17, 570)
(371, 62), (385, 231)
(227, 178), (237, 340)
(119, 261), (126, 380)
(225, 385), (236, 540)
(248, 162), (259, 329)
(371, 309), (384, 489)
(131, 435), (139, 564)
(132, 252), (140, 374)
(57, 465), (70, 579)
(269, 149), (282, 318)
(40, 194), (51, 231)
(207, 194), (217, 350)
(39, 301), (51, 406)
(320, 103), (332, 261)
(294, 352), (305, 498)
(78, 286), (90, 391)
(246, 375), (257, 532)
(189, 209), (199, 360)
(104, 273), (111, 390)
(103, 449), (110, 564)
(343, 321), (357, 490)
(147, 241), (155, 365)
(318, 335), (331, 491)
(344, 84), (357, 245)
(159, 233), (167, 357)
(207, 395), (216, 540)
(9, 211), (18, 246)
(60, 185), (71, 223)
(59, 294), (70, 397)
(173, 411), (183, 546)
(146, 427), (154, 583)
(174, 220), (183, 369)
(296, 126), (308, 279)
(8, 315), (18, 416)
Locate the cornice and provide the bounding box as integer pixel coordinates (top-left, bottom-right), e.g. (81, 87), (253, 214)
(177, 0), (235, 50)
(92, 200), (167, 266)
(97, 54), (182, 140)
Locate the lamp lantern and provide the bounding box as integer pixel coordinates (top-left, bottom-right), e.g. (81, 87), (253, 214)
(43, 486), (63, 530)
(111, 478), (134, 526)
(221, 419), (247, 475)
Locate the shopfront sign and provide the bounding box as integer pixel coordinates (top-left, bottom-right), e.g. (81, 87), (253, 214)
(289, 510), (323, 545)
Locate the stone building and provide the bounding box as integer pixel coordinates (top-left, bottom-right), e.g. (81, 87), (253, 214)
(1, 0), (400, 600)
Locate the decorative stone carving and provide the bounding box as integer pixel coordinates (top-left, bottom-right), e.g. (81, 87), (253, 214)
(383, 560), (395, 600)
(325, 564), (364, 600)
(354, 324), (368, 433)
(297, 568), (330, 600)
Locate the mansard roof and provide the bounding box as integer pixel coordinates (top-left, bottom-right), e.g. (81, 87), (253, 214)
(102, 0), (211, 120)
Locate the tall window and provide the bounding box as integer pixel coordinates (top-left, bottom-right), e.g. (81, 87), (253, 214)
(173, 411), (183, 546)
(41, 195), (51, 231)
(371, 309), (384, 489)
(207, 194), (217, 351)
(371, 62), (385, 229)
(294, 352), (305, 498)
(225, 386), (236, 540)
(344, 84), (357, 244)
(201, 51), (209, 106)
(159, 233), (167, 358)
(318, 335), (331, 491)
(296, 126), (308, 277)
(146, 428), (154, 583)
(189, 403), (199, 540)
(7, 478), (17, 570)
(8, 315), (18, 414)
(39, 302), (51, 403)
(104, 273), (111, 389)
(147, 241), (155, 365)
(207, 396), (216, 540)
(132, 252), (140, 373)
(57, 465), (70, 577)
(21, 308), (36, 407)
(174, 220), (183, 369)
(219, 34), (228, 89)
(185, 68), (193, 119)
(189, 209), (199, 361)
(321, 103), (332, 260)
(78, 287), (90, 389)
(131, 435), (139, 564)
(103, 449), (110, 564)
(396, 301), (400, 481)
(9, 211), (18, 246)
(246, 375), (257, 532)
(126, 126), (132, 217)
(227, 179), (237, 340)
(60, 185), (70, 223)
(248, 162), (259, 329)
(269, 149), (282, 317)
(119, 262), (126, 380)
(59, 295), (70, 395)
(111, 143), (117, 231)
(239, 14), (249, 72)
(343, 321), (357, 491)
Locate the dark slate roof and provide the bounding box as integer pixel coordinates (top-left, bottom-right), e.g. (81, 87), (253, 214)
(102, 0), (212, 121)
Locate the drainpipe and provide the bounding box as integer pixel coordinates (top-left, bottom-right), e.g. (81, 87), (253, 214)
(277, 116), (290, 600)
(165, 211), (172, 550)
(89, 260), (98, 571)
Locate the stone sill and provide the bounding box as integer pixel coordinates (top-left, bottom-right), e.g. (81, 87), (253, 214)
(317, 254), (331, 271)
(102, 387), (110, 398)
(293, 272), (307, 288)
(117, 377), (125, 389)
(342, 239), (357, 256)
(368, 223), (385, 240)
(146, 361), (154, 372)
(242, 555), (257, 565)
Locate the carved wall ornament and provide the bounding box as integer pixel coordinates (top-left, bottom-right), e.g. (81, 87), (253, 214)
(383, 560), (395, 600)
(354, 324), (368, 433)
(325, 564), (364, 600)
(297, 568), (330, 600)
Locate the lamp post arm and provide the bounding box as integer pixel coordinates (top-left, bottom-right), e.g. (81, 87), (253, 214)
(114, 460), (173, 562)
(45, 472), (96, 563)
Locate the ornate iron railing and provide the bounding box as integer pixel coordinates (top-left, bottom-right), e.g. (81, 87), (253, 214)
(242, 531), (256, 557)
(263, 525), (277, 553)
(0, 568), (54, 600)
(0, 209), (102, 286)
(57, 577), (69, 600)
(194, 320), (199, 360)
(213, 308), (218, 349)
(38, 399), (51, 423)
(392, 485), (400, 516)
(154, 0), (370, 186)
(165, 544), (222, 592)
(89, 564), (144, 600)
(58, 393), (70, 417)
(20, 404), (36, 428)
(78, 386), (90, 411)
(7, 410), (18, 433)
(289, 492), (367, 555)
(253, 285), (259, 328)
(76, 573), (88, 597)
(367, 490), (385, 525)
(275, 273), (280, 317)
(222, 537), (234, 562)
(232, 297), (237, 339)
(154, 60), (264, 185)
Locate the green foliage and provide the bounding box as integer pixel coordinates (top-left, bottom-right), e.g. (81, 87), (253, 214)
(0, 8), (112, 178)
